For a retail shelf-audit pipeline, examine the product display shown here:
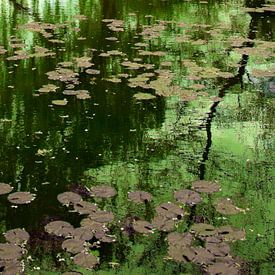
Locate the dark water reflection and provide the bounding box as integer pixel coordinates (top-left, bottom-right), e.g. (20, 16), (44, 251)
(0, 0), (274, 273)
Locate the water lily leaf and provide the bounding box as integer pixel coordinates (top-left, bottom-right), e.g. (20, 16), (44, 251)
(7, 192), (36, 205)
(133, 93), (156, 100)
(151, 215), (175, 232)
(88, 210), (114, 223)
(193, 247), (215, 265)
(76, 90), (91, 100)
(62, 239), (86, 254)
(207, 262), (239, 275)
(45, 221), (74, 237)
(52, 99), (68, 106)
(167, 245), (195, 263)
(217, 226), (246, 242)
(63, 272), (82, 275)
(128, 191), (152, 203)
(4, 228), (29, 246)
(90, 185), (117, 198)
(0, 260), (24, 274)
(206, 242), (230, 257)
(190, 223), (216, 237)
(80, 219), (108, 233)
(73, 201), (98, 215)
(156, 202), (184, 220)
(73, 227), (94, 241)
(86, 69), (100, 75)
(174, 189), (202, 206)
(57, 192), (82, 206)
(94, 231), (116, 243)
(167, 232), (193, 247)
(0, 244), (22, 260)
(133, 220), (153, 234)
(214, 198), (242, 215)
(73, 252), (99, 270)
(0, 183), (13, 195)
(192, 180), (221, 194)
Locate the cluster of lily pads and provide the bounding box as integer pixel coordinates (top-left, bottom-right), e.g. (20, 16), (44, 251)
(31, 180), (246, 273)
(0, 183), (35, 206)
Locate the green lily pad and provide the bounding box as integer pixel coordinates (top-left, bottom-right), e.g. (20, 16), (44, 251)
(133, 93), (156, 100)
(52, 99), (68, 106)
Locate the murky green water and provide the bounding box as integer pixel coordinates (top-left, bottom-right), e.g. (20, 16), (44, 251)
(0, 0), (274, 274)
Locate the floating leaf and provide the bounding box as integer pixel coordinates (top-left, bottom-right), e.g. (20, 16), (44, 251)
(192, 180), (221, 194)
(45, 221), (74, 237)
(174, 189), (202, 206)
(133, 93), (156, 100)
(206, 242), (230, 257)
(52, 99), (68, 106)
(167, 245), (195, 263)
(156, 202), (184, 220)
(190, 223), (216, 237)
(193, 247), (215, 265)
(62, 239), (86, 254)
(73, 252), (99, 270)
(0, 183), (13, 195)
(218, 226), (246, 242)
(167, 232), (193, 247)
(74, 201), (98, 215)
(214, 198), (242, 215)
(128, 191), (152, 203)
(57, 192), (82, 206)
(0, 244), (22, 260)
(207, 262), (239, 275)
(72, 227), (94, 241)
(151, 215), (175, 232)
(132, 220), (153, 234)
(90, 185), (117, 198)
(4, 228), (30, 246)
(7, 192), (36, 205)
(88, 210), (114, 223)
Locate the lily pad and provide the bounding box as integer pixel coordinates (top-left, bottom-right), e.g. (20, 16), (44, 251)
(193, 247), (215, 265)
(0, 244), (22, 260)
(52, 99), (68, 106)
(45, 221), (74, 237)
(88, 210), (114, 223)
(73, 201), (98, 215)
(217, 226), (246, 242)
(90, 185), (117, 198)
(73, 227), (94, 241)
(133, 93), (156, 100)
(57, 192), (82, 206)
(7, 192), (36, 205)
(73, 252), (99, 270)
(190, 223), (216, 237)
(132, 220), (153, 234)
(214, 198), (242, 215)
(62, 239), (86, 254)
(128, 191), (152, 203)
(206, 242), (230, 257)
(174, 189), (202, 206)
(0, 183), (13, 195)
(192, 180), (221, 194)
(167, 245), (195, 263)
(207, 262), (239, 275)
(167, 232), (193, 247)
(80, 219), (108, 233)
(0, 260), (24, 275)
(156, 202), (184, 220)
(151, 215), (175, 232)
(4, 228), (30, 246)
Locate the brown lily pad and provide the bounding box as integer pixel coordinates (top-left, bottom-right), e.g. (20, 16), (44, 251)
(4, 228), (30, 246)
(73, 252), (99, 270)
(192, 180), (221, 194)
(151, 215), (175, 232)
(73, 201), (98, 215)
(190, 223), (216, 237)
(88, 210), (114, 223)
(57, 192), (82, 206)
(62, 239), (86, 254)
(167, 232), (193, 247)
(45, 221), (74, 237)
(207, 262), (239, 275)
(218, 226), (246, 242)
(156, 202), (184, 220)
(174, 189), (202, 206)
(0, 260), (24, 275)
(133, 220), (153, 234)
(214, 198), (242, 215)
(52, 99), (68, 106)
(73, 227), (94, 241)
(193, 247), (215, 265)
(206, 242), (231, 257)
(128, 191), (152, 203)
(80, 219), (108, 233)
(7, 192), (36, 205)
(0, 183), (13, 195)
(167, 245), (195, 263)
(0, 244), (22, 260)
(90, 185), (117, 198)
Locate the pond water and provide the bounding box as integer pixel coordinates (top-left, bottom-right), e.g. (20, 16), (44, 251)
(0, 0), (274, 274)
